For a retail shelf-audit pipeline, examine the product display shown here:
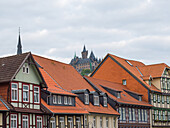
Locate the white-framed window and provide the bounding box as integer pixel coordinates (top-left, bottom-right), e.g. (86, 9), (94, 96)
(157, 95), (160, 103)
(68, 117), (73, 128)
(10, 114), (17, 128)
(122, 108), (126, 121)
(167, 96), (170, 104)
(94, 95), (99, 105)
(103, 97), (107, 106)
(23, 85), (29, 102)
(59, 117), (65, 128)
(154, 110), (157, 120)
(119, 107), (122, 120)
(153, 94), (156, 102)
(139, 96), (142, 101)
(37, 116), (42, 128)
(50, 117), (56, 128)
(34, 86), (39, 103)
(22, 115), (29, 128)
(138, 109), (141, 122)
(68, 97), (72, 105)
(23, 63), (29, 74)
(100, 117), (102, 128)
(117, 93), (121, 98)
(11, 83), (18, 101)
(76, 117), (81, 128)
(129, 108), (132, 121)
(141, 109), (144, 121)
(163, 111), (165, 120)
(122, 79), (126, 85)
(132, 108), (136, 121)
(162, 96), (165, 104)
(53, 95), (57, 104)
(64, 96), (68, 105)
(158, 111), (161, 120)
(84, 115), (88, 128)
(93, 116), (96, 128)
(58, 95), (62, 104)
(106, 117), (109, 128)
(85, 94), (89, 104)
(144, 110), (147, 122)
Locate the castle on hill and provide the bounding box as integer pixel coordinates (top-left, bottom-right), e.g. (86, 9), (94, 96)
(70, 45), (101, 73)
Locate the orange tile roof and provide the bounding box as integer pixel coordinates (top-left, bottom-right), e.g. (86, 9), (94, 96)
(33, 55), (118, 115)
(85, 76), (153, 107)
(138, 63), (169, 78)
(39, 68), (76, 96)
(108, 54), (161, 92)
(0, 98), (9, 111)
(41, 98), (88, 114)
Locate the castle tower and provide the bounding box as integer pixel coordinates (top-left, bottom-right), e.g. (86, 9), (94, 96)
(81, 45), (88, 59)
(17, 28), (22, 55)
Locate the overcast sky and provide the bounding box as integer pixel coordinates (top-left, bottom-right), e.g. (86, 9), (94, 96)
(0, 0), (170, 65)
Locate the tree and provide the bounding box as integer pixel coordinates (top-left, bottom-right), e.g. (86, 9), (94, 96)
(81, 69), (91, 76)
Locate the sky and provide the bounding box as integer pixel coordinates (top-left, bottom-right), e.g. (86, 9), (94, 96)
(0, 0), (170, 65)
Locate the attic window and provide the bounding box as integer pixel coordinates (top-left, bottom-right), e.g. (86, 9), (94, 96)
(139, 96), (142, 101)
(103, 97), (107, 107)
(85, 94), (89, 104)
(149, 80), (151, 86)
(126, 60), (133, 66)
(122, 80), (126, 85)
(94, 95), (99, 105)
(23, 63), (29, 74)
(117, 93), (121, 98)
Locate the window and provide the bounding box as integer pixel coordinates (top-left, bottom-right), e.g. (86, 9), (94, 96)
(154, 110), (157, 120)
(138, 109), (141, 122)
(58, 95), (62, 104)
(122, 80), (126, 85)
(68, 97), (72, 105)
(23, 85), (29, 102)
(119, 107), (122, 120)
(153, 94), (156, 102)
(68, 117), (73, 128)
(132, 108), (136, 121)
(50, 117), (56, 128)
(141, 109), (144, 121)
(100, 117), (102, 128)
(53, 95), (57, 104)
(93, 116), (96, 128)
(59, 117), (65, 128)
(168, 111), (170, 121)
(129, 108), (132, 121)
(84, 116), (88, 128)
(76, 117), (81, 128)
(167, 96), (169, 104)
(106, 117), (109, 128)
(94, 95), (99, 105)
(117, 93), (121, 98)
(149, 80), (151, 86)
(22, 115), (29, 128)
(113, 118), (115, 128)
(162, 78), (166, 89)
(158, 111), (161, 120)
(23, 64), (29, 74)
(85, 94), (89, 104)
(157, 95), (160, 103)
(11, 83), (18, 101)
(11, 114), (17, 128)
(139, 96), (142, 101)
(64, 96), (68, 105)
(162, 96), (164, 104)
(122, 108), (126, 121)
(167, 80), (170, 90)
(37, 116), (42, 128)
(34, 86), (39, 103)
(144, 110), (147, 122)
(162, 111), (165, 120)
(103, 97), (107, 106)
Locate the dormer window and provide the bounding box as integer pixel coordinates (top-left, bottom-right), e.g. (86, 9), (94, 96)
(94, 95), (99, 105)
(58, 95), (62, 104)
(122, 80), (126, 85)
(64, 96), (68, 105)
(149, 80), (151, 86)
(85, 94), (89, 104)
(23, 63), (29, 74)
(117, 93), (121, 98)
(103, 97), (107, 107)
(139, 96), (142, 101)
(68, 97), (72, 105)
(53, 95), (57, 104)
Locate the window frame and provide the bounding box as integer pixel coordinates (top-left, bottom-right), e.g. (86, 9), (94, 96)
(106, 117), (109, 128)
(64, 96), (68, 105)
(58, 95), (62, 104)
(10, 114), (18, 128)
(103, 97), (107, 107)
(53, 95), (57, 104)
(22, 115), (29, 128)
(68, 97), (72, 105)
(94, 95), (99, 105)
(100, 117), (102, 128)
(23, 84), (29, 103)
(50, 117), (56, 128)
(59, 117), (65, 128)
(36, 116), (43, 128)
(34, 86), (40, 104)
(11, 83), (18, 102)
(68, 117), (73, 128)
(85, 94), (89, 104)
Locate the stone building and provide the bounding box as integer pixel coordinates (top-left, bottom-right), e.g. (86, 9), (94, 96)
(70, 45), (101, 74)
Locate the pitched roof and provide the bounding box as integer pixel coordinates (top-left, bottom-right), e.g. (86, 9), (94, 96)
(0, 96), (11, 111)
(92, 54), (161, 92)
(33, 55), (119, 115)
(0, 52), (30, 83)
(41, 98), (88, 114)
(85, 76), (153, 107)
(33, 54), (95, 91)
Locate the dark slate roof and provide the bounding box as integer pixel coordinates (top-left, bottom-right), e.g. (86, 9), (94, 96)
(0, 52), (30, 83)
(89, 51), (95, 61)
(83, 45), (87, 52)
(76, 58), (91, 64)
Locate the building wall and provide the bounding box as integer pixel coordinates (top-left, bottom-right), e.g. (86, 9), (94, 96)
(151, 78), (161, 90)
(0, 113), (3, 128)
(0, 83), (9, 101)
(92, 57), (149, 102)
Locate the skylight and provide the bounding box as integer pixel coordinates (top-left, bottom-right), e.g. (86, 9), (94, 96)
(126, 60), (133, 66)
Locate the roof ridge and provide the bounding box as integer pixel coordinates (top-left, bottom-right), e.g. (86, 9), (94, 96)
(0, 52), (31, 60)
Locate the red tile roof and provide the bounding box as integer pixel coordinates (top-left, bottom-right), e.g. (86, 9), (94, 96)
(108, 54), (161, 92)
(41, 98), (88, 114)
(0, 99), (8, 111)
(85, 76), (153, 107)
(33, 55), (119, 115)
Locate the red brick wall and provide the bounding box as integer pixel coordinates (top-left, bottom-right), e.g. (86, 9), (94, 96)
(0, 83), (10, 101)
(92, 57), (149, 102)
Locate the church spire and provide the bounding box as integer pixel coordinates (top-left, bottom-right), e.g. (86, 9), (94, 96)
(83, 45), (86, 52)
(17, 27), (22, 55)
